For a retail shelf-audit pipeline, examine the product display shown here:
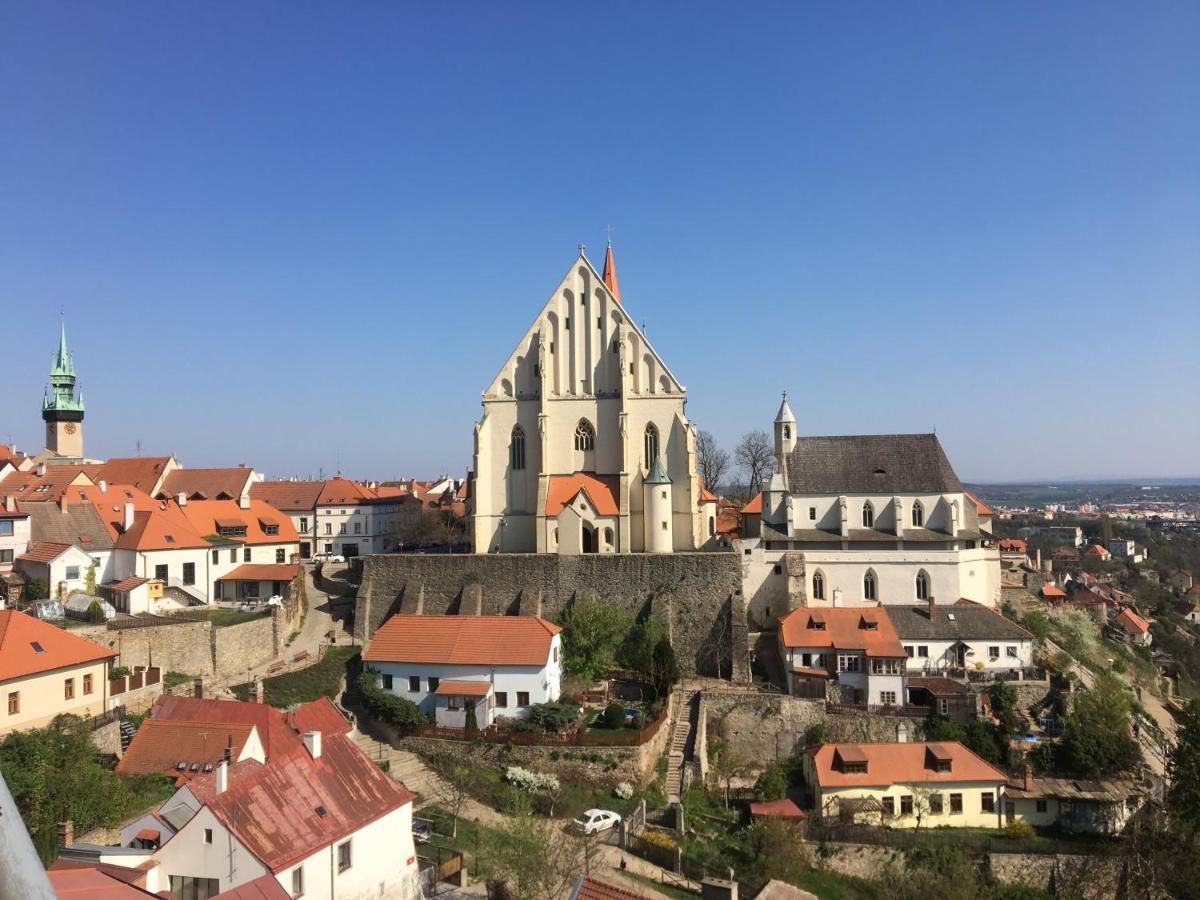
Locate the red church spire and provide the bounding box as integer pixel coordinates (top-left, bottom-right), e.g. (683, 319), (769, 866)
(602, 237), (621, 304)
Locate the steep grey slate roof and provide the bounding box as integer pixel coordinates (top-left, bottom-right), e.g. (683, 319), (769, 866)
(25, 502), (115, 551)
(890, 602), (1032, 642)
(784, 434), (964, 495)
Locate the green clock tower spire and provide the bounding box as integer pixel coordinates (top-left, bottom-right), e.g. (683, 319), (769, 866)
(42, 320), (85, 457)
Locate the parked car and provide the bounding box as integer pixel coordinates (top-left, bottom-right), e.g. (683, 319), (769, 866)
(312, 553), (345, 563)
(412, 820), (431, 844)
(571, 809), (621, 835)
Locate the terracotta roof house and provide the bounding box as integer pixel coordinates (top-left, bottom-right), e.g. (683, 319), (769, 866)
(1005, 767), (1145, 835)
(804, 740), (1008, 829)
(364, 614), (564, 729)
(149, 695), (307, 763)
(1084, 543), (1112, 561)
(47, 861), (162, 899)
(777, 605), (907, 706)
(568, 876), (648, 900)
(159, 467), (257, 503)
(147, 732), (418, 899)
(0, 610), (117, 733)
(1114, 607), (1152, 647)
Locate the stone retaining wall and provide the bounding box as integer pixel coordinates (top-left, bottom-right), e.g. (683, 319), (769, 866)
(355, 552), (747, 678)
(702, 691), (923, 769)
(90, 717), (123, 759)
(213, 615), (279, 680)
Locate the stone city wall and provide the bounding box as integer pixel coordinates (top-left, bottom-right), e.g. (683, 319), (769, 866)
(702, 690), (924, 769)
(355, 552), (748, 679)
(212, 614), (280, 680)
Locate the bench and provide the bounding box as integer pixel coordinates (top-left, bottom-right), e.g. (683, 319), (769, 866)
(292, 650), (311, 663)
(268, 661), (285, 674)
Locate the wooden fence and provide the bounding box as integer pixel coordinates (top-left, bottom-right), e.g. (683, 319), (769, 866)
(109, 667), (161, 696)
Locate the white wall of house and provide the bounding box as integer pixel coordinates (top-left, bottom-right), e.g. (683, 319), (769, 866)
(317, 502), (414, 556)
(18, 545), (102, 598)
(777, 638), (906, 705)
(371, 641), (562, 720)
(741, 542), (1000, 629)
(813, 779), (1007, 829)
(110, 539), (298, 605)
(0, 515), (31, 569)
(151, 805), (269, 896)
(899, 637), (1034, 674)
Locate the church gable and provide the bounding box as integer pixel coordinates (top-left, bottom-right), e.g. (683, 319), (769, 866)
(483, 252), (684, 401)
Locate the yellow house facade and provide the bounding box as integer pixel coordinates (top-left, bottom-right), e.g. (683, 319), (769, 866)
(0, 610), (116, 735)
(805, 741), (1008, 830)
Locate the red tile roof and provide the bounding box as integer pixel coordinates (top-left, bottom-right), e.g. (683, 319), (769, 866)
(316, 477), (378, 506)
(749, 797), (807, 819)
(741, 492), (762, 515)
(545, 473), (620, 516)
(1084, 544), (1111, 557)
(998, 539), (1027, 552)
(365, 615), (561, 666)
(808, 741), (1007, 789)
(287, 697), (352, 736)
(150, 696), (305, 762)
(778, 605), (905, 658)
(92, 457), (174, 493)
(964, 491), (994, 517)
(249, 480), (326, 512)
(180, 500), (300, 546)
(697, 476), (718, 504)
(47, 864), (159, 899)
(1040, 585), (1067, 599)
(216, 563), (299, 583)
(116, 719), (256, 779)
(17, 541), (73, 563)
(573, 876), (645, 900)
(0, 466), (95, 503)
(160, 467), (254, 501)
(204, 732), (414, 873)
(107, 576), (148, 592)
(1115, 607), (1150, 635)
(434, 680), (492, 697)
(0, 610), (116, 680)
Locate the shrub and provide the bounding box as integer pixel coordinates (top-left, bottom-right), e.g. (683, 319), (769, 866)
(614, 782), (634, 800)
(753, 764), (788, 802)
(504, 766), (560, 793)
(641, 829), (677, 850)
(1004, 819), (1036, 840)
(527, 702), (581, 733)
(804, 723), (829, 748)
(110, 666), (131, 679)
(358, 671), (423, 728)
(603, 701), (626, 729)
(85, 600), (106, 624)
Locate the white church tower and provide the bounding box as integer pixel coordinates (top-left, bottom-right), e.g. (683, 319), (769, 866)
(469, 243), (716, 555)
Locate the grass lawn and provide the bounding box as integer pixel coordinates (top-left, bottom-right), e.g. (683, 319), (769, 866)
(791, 868), (882, 900)
(624, 870), (699, 900)
(232, 646), (360, 706)
(208, 608), (272, 627)
(416, 804), (506, 875)
(163, 671), (192, 689)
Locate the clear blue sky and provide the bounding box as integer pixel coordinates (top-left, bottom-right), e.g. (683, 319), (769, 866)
(2, 3), (1197, 483)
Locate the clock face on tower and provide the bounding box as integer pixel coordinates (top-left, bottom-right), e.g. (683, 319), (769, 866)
(65, 423), (77, 435)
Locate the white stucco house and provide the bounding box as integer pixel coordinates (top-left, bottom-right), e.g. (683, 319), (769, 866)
(363, 614), (563, 728)
(0, 502), (30, 573)
(889, 598), (1036, 676)
(140, 730), (418, 900)
(777, 605), (907, 706)
(741, 395), (1001, 629)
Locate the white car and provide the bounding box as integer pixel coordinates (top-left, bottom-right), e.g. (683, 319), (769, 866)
(312, 553), (345, 563)
(572, 809), (621, 835)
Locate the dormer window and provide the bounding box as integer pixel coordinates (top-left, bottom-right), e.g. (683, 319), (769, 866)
(927, 746), (954, 773)
(859, 617), (878, 631)
(834, 747), (869, 774)
(263, 525), (279, 536)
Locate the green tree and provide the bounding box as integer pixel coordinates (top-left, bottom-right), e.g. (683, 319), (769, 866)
(804, 722), (829, 747)
(649, 636), (679, 701)
(0, 717), (173, 863)
(1168, 700), (1200, 840)
(357, 671), (423, 728)
(475, 810), (583, 900)
(558, 599), (633, 681)
(84, 564), (97, 595)
(602, 701), (626, 729)
(753, 763), (788, 802)
(28, 577), (49, 601)
(1059, 672), (1142, 776)
(85, 599), (106, 624)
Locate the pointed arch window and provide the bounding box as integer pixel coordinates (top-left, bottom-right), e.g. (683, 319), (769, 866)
(574, 419), (595, 451)
(644, 423), (659, 468)
(862, 501), (875, 529)
(783, 425), (791, 439)
(812, 570), (825, 602)
(916, 569), (930, 601)
(911, 500), (924, 528)
(863, 569), (877, 602)
(510, 425), (526, 470)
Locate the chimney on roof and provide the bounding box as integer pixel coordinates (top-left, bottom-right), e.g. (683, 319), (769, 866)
(123, 502), (135, 531)
(1024, 763), (1034, 792)
(193, 675), (208, 700)
(239, 493), (250, 510)
(4, 495), (13, 512)
(56, 820), (74, 849)
(927, 595), (936, 620)
(302, 731), (322, 760)
(252, 679), (264, 704)
(216, 759), (228, 795)
(98, 480), (107, 494)
(223, 735), (233, 763)
(37, 463), (46, 476)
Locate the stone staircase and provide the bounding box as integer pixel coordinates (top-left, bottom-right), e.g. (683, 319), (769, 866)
(352, 731), (449, 805)
(664, 688), (699, 803)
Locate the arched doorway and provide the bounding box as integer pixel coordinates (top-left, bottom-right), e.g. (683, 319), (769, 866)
(581, 524), (598, 554)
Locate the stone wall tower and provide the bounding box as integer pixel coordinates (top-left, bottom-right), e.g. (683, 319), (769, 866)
(42, 322), (85, 458)
(643, 455), (674, 552)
